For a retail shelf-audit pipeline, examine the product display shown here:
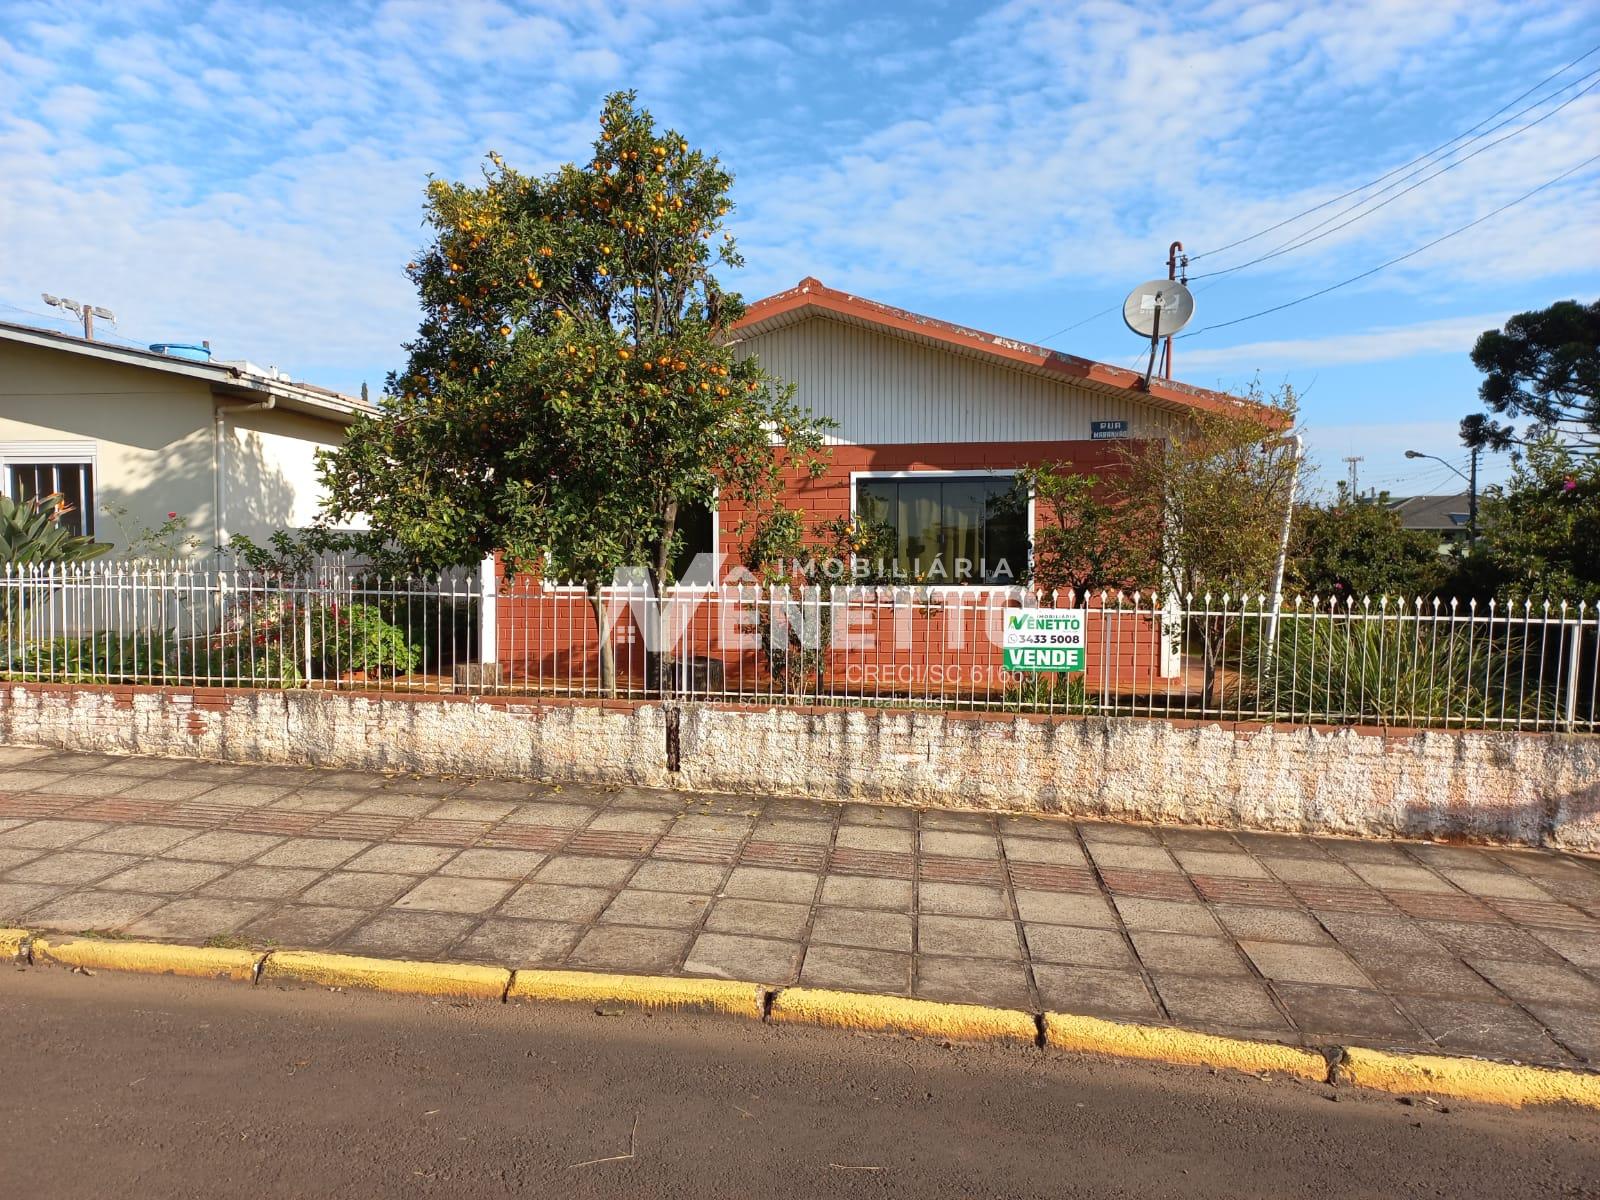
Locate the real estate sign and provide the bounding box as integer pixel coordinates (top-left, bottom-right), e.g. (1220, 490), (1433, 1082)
(1002, 608), (1086, 671)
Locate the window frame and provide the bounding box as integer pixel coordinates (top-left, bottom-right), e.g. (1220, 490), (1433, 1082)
(0, 440), (98, 539)
(848, 468), (1033, 591)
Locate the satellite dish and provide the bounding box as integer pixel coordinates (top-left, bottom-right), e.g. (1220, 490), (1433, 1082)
(1122, 279), (1195, 338)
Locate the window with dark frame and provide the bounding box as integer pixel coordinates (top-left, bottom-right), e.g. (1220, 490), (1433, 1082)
(670, 499), (715, 583)
(8, 462), (96, 538)
(855, 474), (1026, 584)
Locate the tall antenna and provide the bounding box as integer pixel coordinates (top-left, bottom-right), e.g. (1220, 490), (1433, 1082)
(41, 294), (115, 341)
(1343, 456), (1363, 495)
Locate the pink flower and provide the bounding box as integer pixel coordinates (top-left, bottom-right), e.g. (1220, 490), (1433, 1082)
(1563, 478), (1577, 493)
(167, 511), (178, 519)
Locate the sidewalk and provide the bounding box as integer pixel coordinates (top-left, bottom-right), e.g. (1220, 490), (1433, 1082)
(1, 745), (1597, 1069)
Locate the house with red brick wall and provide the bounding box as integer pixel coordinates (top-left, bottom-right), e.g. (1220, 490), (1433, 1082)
(699, 277), (1258, 586)
(490, 279), (1258, 696)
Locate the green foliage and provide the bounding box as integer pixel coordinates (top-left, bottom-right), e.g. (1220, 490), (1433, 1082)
(1243, 610), (1539, 727)
(100, 504), (204, 562)
(311, 603), (420, 676)
(1112, 388), (1301, 600)
(1473, 437), (1600, 603)
(226, 528), (377, 574)
(3, 631), (170, 682)
(1287, 486), (1449, 599)
(0, 493), (110, 566)
(1461, 299), (1599, 453)
(318, 90), (831, 597)
(1000, 670), (1093, 714)
(1014, 466), (1144, 596)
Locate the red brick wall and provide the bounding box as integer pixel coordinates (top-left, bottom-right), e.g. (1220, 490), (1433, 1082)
(494, 439), (1165, 694)
(717, 438), (1134, 565)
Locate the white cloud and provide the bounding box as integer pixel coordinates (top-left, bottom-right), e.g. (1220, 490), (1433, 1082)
(1179, 313), (1511, 372)
(0, 0), (1594, 397)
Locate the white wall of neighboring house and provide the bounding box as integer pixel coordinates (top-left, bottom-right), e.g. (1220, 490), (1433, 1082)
(0, 338), (358, 556)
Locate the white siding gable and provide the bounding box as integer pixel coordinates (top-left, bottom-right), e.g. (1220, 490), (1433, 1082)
(738, 316), (1176, 446)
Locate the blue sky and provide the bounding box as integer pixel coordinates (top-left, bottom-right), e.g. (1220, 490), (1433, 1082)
(3, 0), (1598, 497)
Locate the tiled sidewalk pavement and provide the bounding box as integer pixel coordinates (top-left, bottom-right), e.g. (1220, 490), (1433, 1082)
(2, 745), (1599, 1068)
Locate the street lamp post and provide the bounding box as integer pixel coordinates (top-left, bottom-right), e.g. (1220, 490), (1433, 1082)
(1403, 447), (1481, 547)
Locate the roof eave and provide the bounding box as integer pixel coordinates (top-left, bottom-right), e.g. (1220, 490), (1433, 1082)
(732, 281), (1280, 427)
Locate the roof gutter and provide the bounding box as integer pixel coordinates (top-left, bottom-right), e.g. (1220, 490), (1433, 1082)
(212, 396), (275, 555)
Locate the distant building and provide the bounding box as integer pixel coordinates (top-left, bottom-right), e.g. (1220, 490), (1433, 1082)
(1388, 493), (1472, 550)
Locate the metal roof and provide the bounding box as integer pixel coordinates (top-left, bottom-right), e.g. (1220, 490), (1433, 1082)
(0, 320), (379, 424)
(732, 278), (1276, 425)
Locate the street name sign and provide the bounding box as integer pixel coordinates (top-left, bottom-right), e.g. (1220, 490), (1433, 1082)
(1002, 608), (1086, 671)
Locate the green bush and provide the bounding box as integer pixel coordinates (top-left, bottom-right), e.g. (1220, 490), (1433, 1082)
(195, 643), (304, 687)
(1241, 612), (1548, 727)
(3, 631), (170, 682)
(311, 603), (419, 677)
(1000, 670), (1093, 714)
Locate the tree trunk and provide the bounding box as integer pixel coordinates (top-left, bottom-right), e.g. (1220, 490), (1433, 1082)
(587, 583), (617, 699)
(647, 501), (677, 700)
(1201, 617), (1221, 712)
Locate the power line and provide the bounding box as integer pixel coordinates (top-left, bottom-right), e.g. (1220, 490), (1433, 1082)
(1190, 73), (1600, 282)
(1035, 302), (1121, 346)
(1176, 151), (1600, 341)
(1188, 43), (1600, 263)
(1036, 46), (1600, 345)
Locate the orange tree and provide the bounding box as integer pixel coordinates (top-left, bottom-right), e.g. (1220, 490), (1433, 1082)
(319, 92), (827, 692)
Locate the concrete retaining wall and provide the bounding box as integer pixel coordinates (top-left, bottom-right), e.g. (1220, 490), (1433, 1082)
(2, 683), (1597, 850)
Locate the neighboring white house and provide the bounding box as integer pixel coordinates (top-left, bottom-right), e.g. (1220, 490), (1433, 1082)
(0, 320), (375, 555)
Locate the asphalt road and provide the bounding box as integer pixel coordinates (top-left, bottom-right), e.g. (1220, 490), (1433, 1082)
(2, 967), (1597, 1199)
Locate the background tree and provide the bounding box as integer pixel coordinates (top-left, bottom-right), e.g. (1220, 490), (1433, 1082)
(1112, 389), (1301, 702)
(319, 92), (828, 693)
(1460, 299), (1599, 454)
(1472, 437), (1600, 603)
(1286, 485), (1448, 599)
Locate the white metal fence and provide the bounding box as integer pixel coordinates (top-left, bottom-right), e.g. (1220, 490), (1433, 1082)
(0, 564), (1594, 733)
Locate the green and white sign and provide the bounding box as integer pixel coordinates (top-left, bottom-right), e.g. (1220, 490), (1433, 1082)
(1002, 608), (1086, 671)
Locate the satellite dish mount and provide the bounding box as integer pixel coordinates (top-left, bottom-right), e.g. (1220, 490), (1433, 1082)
(1122, 272), (1194, 390)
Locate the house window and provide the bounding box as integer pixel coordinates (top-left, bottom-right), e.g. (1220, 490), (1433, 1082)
(6, 459), (96, 538)
(670, 499), (716, 584)
(855, 473), (1027, 584)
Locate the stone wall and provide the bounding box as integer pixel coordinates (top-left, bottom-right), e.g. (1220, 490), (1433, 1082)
(2, 683), (1597, 851)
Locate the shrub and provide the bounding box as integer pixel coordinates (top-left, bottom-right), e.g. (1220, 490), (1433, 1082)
(1241, 607), (1550, 727)
(311, 603), (419, 677)
(2, 631), (170, 682)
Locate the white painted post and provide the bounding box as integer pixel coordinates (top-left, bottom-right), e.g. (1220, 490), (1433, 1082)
(1565, 608), (1583, 731)
(478, 555), (498, 668)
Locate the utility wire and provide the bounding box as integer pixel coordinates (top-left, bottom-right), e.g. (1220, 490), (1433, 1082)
(1190, 73), (1600, 281)
(1176, 151), (1600, 341)
(1035, 302), (1122, 346)
(1034, 46), (1600, 348)
(1188, 42), (1600, 262)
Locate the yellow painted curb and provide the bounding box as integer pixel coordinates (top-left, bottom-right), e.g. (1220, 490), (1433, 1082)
(770, 987), (1037, 1044)
(260, 950), (509, 999)
(1341, 1046), (1600, 1109)
(508, 969), (766, 1017)
(1044, 1012), (1328, 1082)
(32, 935), (259, 982)
(1, 927), (29, 959)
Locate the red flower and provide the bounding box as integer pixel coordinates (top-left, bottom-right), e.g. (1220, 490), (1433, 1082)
(167, 512), (178, 519)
